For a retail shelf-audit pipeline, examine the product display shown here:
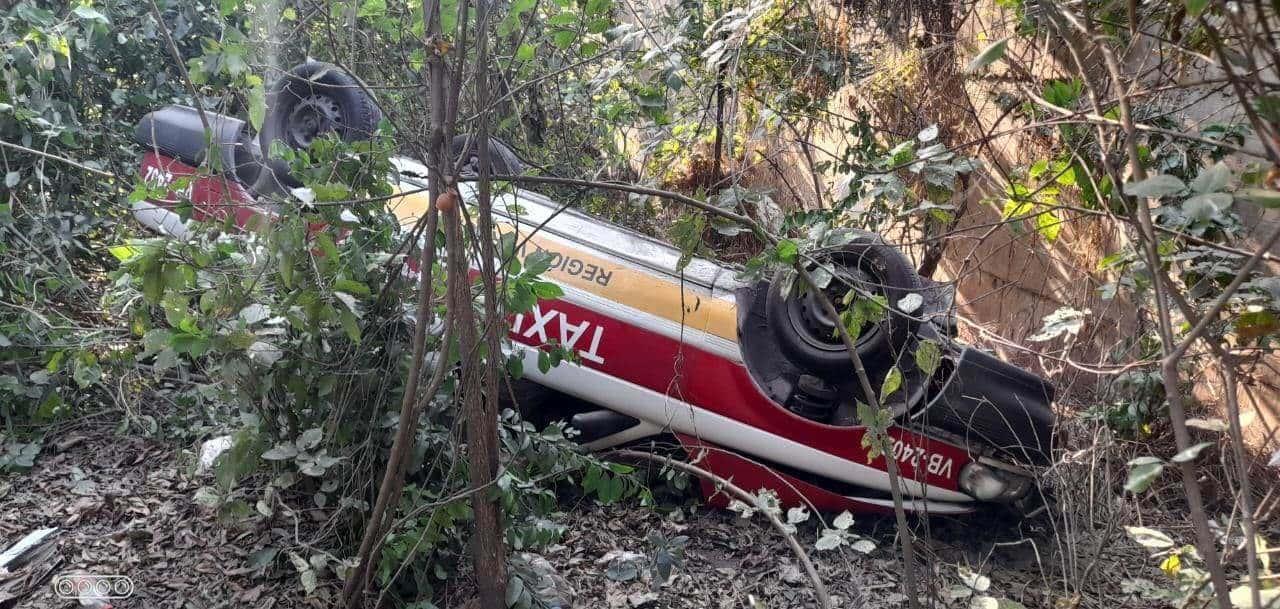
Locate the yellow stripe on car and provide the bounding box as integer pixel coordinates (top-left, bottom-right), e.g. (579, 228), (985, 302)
(388, 186), (739, 342)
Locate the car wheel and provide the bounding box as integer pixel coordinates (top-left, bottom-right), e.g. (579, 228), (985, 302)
(765, 231), (922, 376)
(253, 62), (381, 198)
(451, 135), (527, 177)
(259, 61), (381, 154)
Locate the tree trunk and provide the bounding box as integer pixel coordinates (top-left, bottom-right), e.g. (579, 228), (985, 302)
(461, 0), (509, 606)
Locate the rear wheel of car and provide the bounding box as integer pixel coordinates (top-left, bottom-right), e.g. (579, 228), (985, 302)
(765, 232), (921, 376)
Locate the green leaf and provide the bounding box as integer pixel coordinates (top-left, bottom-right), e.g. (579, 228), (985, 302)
(1001, 197), (1033, 221)
(879, 366), (903, 403)
(1256, 94), (1280, 123)
(1241, 188), (1280, 208)
(261, 444), (298, 460)
(585, 0), (611, 16)
(316, 232), (340, 260)
(914, 340), (942, 376)
(142, 329), (173, 354)
(1125, 525), (1175, 549)
(247, 548), (278, 571)
(775, 239), (799, 265)
(280, 252), (295, 288)
(311, 182), (352, 203)
(965, 38), (1009, 74)
(888, 141), (915, 166)
(247, 82), (266, 131)
(1057, 164), (1081, 187)
(108, 244), (140, 261)
(298, 428), (323, 450)
(1124, 456), (1164, 493)
(1235, 310), (1280, 340)
(46, 350), (66, 373)
(340, 309), (361, 342)
(1185, 0), (1210, 17)
(814, 529), (845, 550)
(552, 30), (577, 49)
(300, 569), (317, 593)
(1123, 174), (1186, 198)
(508, 282), (536, 313)
(1035, 209), (1062, 242)
(1189, 162), (1231, 194)
(1029, 307), (1088, 342)
(72, 5), (109, 22)
(143, 264), (165, 304)
(1027, 160), (1049, 180)
(524, 250), (554, 276)
(333, 278), (371, 297)
(516, 43), (535, 62)
(1043, 79), (1083, 108)
(358, 0), (387, 18)
(669, 213), (706, 271)
(215, 429), (261, 491)
(531, 281), (563, 299)
(35, 392), (64, 421)
(1171, 442), (1214, 463)
(72, 353), (101, 389)
(439, 0), (458, 32)
(506, 574), (525, 607)
(506, 354), (524, 379)
(15, 4), (55, 26)
(547, 12), (578, 26)
(1181, 192), (1232, 222)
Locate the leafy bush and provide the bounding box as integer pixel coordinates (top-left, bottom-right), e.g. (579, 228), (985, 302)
(0, 0), (225, 429)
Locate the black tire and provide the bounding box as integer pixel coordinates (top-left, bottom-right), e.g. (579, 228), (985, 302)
(253, 61), (381, 197)
(765, 231), (921, 376)
(451, 135), (527, 177)
(250, 157), (301, 198)
(498, 377), (556, 420)
(259, 61), (381, 155)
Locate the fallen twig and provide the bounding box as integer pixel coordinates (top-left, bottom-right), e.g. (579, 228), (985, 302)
(609, 448), (833, 609)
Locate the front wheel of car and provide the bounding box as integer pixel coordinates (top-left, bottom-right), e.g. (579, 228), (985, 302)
(259, 61), (382, 154)
(252, 62), (382, 198)
(764, 232), (922, 377)
(451, 135), (527, 177)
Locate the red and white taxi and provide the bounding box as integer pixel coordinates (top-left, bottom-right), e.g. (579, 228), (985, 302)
(130, 63), (1055, 515)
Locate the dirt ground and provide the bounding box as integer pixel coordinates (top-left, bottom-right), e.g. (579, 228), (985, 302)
(0, 427), (1157, 609)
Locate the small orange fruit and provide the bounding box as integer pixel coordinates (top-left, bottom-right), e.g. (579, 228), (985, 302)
(435, 190), (459, 212)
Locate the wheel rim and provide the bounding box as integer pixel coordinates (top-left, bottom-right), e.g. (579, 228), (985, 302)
(285, 93), (344, 149)
(784, 256), (885, 352)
